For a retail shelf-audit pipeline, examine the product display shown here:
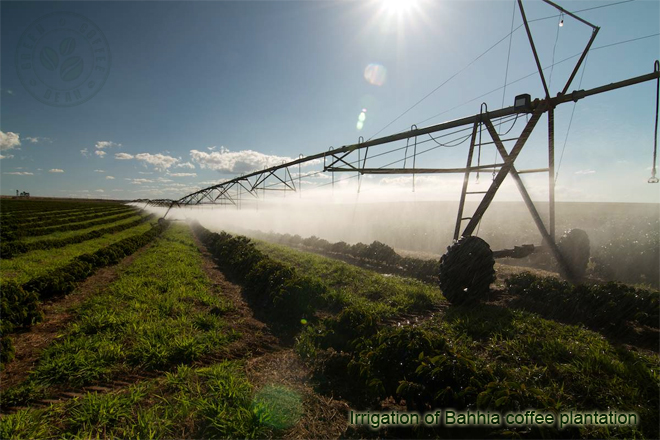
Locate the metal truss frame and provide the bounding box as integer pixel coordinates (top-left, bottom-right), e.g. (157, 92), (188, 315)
(132, 0), (660, 282)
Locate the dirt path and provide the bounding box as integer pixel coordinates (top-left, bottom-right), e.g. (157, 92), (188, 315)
(191, 232), (350, 439)
(0, 243), (154, 391)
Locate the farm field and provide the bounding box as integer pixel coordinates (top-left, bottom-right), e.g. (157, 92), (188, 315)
(1, 199), (658, 439)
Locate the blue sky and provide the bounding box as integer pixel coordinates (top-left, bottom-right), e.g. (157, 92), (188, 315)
(1, 0), (658, 202)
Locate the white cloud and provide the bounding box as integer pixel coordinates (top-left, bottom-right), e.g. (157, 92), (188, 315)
(190, 147), (320, 174)
(207, 146), (217, 151)
(3, 171), (33, 175)
(575, 169), (596, 175)
(94, 169), (105, 173)
(0, 154), (14, 160)
(25, 136), (52, 144)
(135, 153), (179, 171)
(138, 171), (153, 175)
(169, 172), (197, 177)
(95, 141), (121, 150)
(95, 150), (107, 158)
(95, 189), (105, 193)
(81, 148), (90, 157)
(106, 176), (115, 180)
(157, 177), (173, 183)
(0, 131), (21, 151)
(49, 168), (64, 173)
(175, 161), (195, 169)
(128, 178), (154, 185)
(113, 152), (178, 171)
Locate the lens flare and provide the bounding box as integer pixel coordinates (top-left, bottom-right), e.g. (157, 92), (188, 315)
(356, 108), (367, 130)
(364, 63), (387, 86)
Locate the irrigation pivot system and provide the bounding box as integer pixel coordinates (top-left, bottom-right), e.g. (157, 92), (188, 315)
(136, 0), (660, 303)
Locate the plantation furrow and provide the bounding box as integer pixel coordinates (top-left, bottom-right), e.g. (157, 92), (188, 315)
(1, 220), (157, 285)
(0, 239), (157, 392)
(16, 210), (139, 239)
(1, 207), (134, 241)
(4, 206), (133, 231)
(1, 204), (126, 223)
(1, 214), (153, 259)
(20, 212), (144, 244)
(0, 222), (166, 368)
(1, 205), (104, 218)
(3, 204), (128, 222)
(0, 224), (235, 410)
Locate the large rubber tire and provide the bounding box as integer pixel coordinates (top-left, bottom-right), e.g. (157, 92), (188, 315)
(557, 228), (590, 281)
(439, 236), (495, 305)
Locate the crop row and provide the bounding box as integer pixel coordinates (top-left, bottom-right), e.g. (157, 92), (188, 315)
(0, 206), (128, 232)
(249, 230), (441, 282)
(2, 210), (139, 242)
(1, 206), (132, 233)
(505, 272), (659, 329)
(0, 222), (167, 366)
(0, 200), (122, 216)
(2, 201), (126, 219)
(191, 222), (324, 333)
(0, 214), (154, 259)
(254, 230), (659, 339)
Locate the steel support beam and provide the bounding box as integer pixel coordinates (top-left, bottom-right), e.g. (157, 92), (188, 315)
(454, 122), (479, 240)
(462, 108), (545, 237)
(483, 117), (576, 281)
(548, 108), (556, 241)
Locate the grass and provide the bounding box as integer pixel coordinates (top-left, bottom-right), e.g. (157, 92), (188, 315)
(2, 224), (236, 407)
(0, 361), (272, 439)
(20, 213), (145, 244)
(0, 220), (157, 284)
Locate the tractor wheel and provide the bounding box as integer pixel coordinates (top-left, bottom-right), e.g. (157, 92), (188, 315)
(439, 236), (495, 305)
(557, 228), (590, 281)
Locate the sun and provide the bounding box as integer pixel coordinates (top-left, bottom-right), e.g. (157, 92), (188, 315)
(382, 0), (417, 15)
